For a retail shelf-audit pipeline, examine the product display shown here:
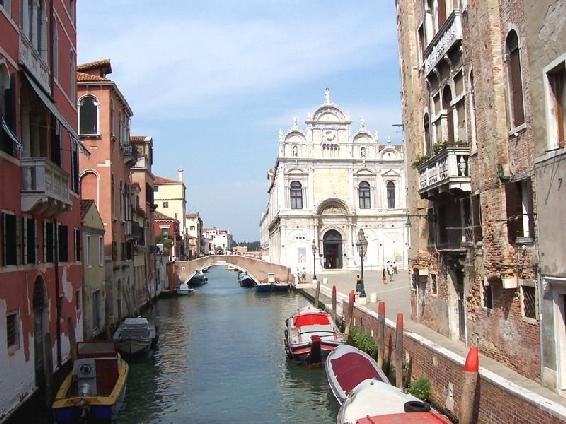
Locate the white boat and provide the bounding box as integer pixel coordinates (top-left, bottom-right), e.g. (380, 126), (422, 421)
(176, 281), (195, 295)
(326, 344), (389, 405)
(285, 305), (345, 363)
(113, 317), (157, 355)
(337, 379), (451, 424)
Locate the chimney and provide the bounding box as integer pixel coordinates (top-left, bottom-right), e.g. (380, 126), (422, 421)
(178, 168), (184, 182)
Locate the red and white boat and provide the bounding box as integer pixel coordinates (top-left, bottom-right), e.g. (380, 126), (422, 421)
(284, 305), (345, 363)
(337, 379), (451, 424)
(326, 344), (390, 405)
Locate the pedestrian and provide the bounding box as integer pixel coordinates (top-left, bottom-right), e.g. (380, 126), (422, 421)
(355, 274), (363, 294)
(393, 260), (398, 274)
(382, 268), (387, 284)
(387, 263), (394, 282)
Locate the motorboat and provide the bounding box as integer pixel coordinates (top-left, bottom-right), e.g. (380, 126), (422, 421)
(284, 305), (345, 363)
(255, 272), (289, 292)
(337, 379), (451, 424)
(188, 271), (208, 286)
(238, 271), (256, 288)
(326, 344), (389, 405)
(113, 317), (157, 356)
(176, 281), (195, 295)
(201, 266), (210, 273)
(52, 341), (128, 423)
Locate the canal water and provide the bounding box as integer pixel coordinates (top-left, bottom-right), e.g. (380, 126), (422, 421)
(116, 265), (339, 423)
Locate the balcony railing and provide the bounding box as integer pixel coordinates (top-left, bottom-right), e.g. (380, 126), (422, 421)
(436, 226), (474, 252)
(124, 220), (132, 236)
(424, 10), (463, 76)
(123, 145), (136, 164)
(21, 158), (71, 217)
(417, 145), (471, 198)
(19, 35), (51, 94)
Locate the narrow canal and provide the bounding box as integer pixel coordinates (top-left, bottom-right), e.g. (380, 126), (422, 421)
(116, 265), (339, 423)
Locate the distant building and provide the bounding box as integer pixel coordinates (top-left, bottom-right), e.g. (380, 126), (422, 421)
(260, 90), (408, 274)
(154, 170), (188, 259)
(186, 212), (203, 258)
(233, 245), (248, 256)
(153, 211), (181, 261)
(203, 227), (233, 254)
(81, 200), (106, 340)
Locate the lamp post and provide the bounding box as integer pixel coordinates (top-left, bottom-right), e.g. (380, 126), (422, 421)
(356, 229), (368, 297)
(311, 239), (317, 281)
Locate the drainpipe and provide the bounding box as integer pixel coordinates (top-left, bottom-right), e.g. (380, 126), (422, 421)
(54, 219), (62, 367)
(536, 263), (545, 385)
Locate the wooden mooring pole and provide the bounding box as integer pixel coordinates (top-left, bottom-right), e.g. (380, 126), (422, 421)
(395, 312), (403, 389)
(331, 285), (337, 323)
(377, 301), (385, 369)
(314, 279), (321, 309)
(460, 347), (479, 424)
(344, 290), (355, 337)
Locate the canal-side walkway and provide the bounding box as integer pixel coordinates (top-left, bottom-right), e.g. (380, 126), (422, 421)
(296, 271), (566, 423)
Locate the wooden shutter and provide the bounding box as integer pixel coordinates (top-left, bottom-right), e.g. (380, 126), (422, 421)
(438, 0), (446, 27)
(505, 182), (523, 243)
(509, 48), (525, 126)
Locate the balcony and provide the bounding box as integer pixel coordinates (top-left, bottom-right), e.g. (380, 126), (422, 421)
(417, 145), (471, 198)
(19, 35), (50, 94)
(436, 226), (474, 253)
(122, 145), (136, 165)
(21, 158), (71, 217)
(424, 10), (463, 76)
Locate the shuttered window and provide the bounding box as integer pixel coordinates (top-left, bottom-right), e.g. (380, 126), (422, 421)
(58, 225), (68, 262)
(24, 217), (36, 264)
(2, 214), (18, 265)
(506, 31), (525, 127)
(45, 222), (55, 263)
(74, 228), (81, 262)
(548, 62), (566, 148)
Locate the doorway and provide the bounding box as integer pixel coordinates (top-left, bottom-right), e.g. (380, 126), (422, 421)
(33, 277), (46, 388)
(323, 230), (342, 269)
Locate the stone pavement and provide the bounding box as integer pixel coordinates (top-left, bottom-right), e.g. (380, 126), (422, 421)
(298, 269), (566, 413)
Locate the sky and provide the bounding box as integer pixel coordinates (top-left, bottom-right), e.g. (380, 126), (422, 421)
(77, 1), (402, 242)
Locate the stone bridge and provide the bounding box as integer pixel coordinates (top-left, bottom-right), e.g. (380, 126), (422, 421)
(176, 256), (292, 284)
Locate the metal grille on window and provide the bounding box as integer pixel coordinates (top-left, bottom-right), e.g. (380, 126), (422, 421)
(522, 286), (536, 319)
(358, 181), (371, 209)
(290, 181), (303, 209)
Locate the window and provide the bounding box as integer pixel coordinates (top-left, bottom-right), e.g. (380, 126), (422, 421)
(387, 181), (396, 209)
(161, 227), (169, 238)
(153, 185), (159, 192)
(51, 14), (58, 80)
(98, 236), (103, 266)
(74, 228), (80, 261)
(442, 85), (454, 143)
(505, 179), (534, 243)
(6, 313), (18, 350)
(469, 71), (478, 152)
(482, 280), (493, 310)
(92, 290), (101, 330)
(85, 234), (91, 266)
(58, 225), (68, 262)
(437, 0), (446, 28)
(69, 51), (76, 103)
(506, 30), (525, 127)
(110, 100), (115, 137)
(521, 285), (536, 319)
(1, 68), (16, 156)
(79, 96), (98, 135)
(71, 140), (79, 193)
(190, 226), (195, 230)
(163, 201), (169, 208)
(358, 181), (371, 209)
(36, 0), (44, 54)
(424, 113), (432, 155)
(471, 194), (483, 242)
(0, 0), (11, 15)
(45, 222), (54, 263)
(24, 217), (36, 264)
(430, 274), (438, 296)
(69, 0), (75, 22)
(290, 181), (303, 209)
(547, 62), (566, 149)
(2, 214), (18, 265)
(417, 24), (425, 66)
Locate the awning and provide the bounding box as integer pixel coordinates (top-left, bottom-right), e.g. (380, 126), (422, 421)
(1, 118), (22, 150)
(23, 71), (90, 156)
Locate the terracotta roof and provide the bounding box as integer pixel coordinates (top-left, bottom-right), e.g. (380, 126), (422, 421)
(154, 175), (180, 185)
(154, 210), (177, 221)
(80, 199), (96, 220)
(77, 59), (112, 74)
(130, 135), (147, 143)
(186, 212), (200, 218)
(77, 72), (111, 83)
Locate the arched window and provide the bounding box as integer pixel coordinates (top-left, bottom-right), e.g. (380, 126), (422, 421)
(387, 181), (396, 209)
(437, 0), (446, 28)
(506, 30), (525, 127)
(469, 70), (477, 151)
(79, 95), (98, 135)
(358, 181), (371, 209)
(290, 181), (303, 209)
(442, 85), (454, 143)
(424, 113), (432, 155)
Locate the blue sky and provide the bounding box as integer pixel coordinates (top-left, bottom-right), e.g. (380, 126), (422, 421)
(77, 1), (402, 241)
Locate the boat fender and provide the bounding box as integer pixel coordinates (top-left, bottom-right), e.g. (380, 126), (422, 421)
(404, 400), (431, 413)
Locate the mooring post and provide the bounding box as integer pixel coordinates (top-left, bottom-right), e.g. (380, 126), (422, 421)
(377, 301), (385, 368)
(395, 312), (403, 388)
(460, 347), (479, 424)
(331, 285), (337, 323)
(314, 279), (321, 309)
(44, 332), (54, 408)
(345, 290), (355, 337)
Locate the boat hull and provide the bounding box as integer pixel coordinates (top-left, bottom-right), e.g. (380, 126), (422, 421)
(239, 277), (255, 288)
(116, 339), (152, 355)
(255, 283), (289, 292)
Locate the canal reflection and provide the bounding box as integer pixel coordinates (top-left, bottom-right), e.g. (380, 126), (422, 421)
(116, 265), (339, 424)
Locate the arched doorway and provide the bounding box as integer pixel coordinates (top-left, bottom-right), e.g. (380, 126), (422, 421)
(323, 230), (343, 269)
(33, 277), (46, 388)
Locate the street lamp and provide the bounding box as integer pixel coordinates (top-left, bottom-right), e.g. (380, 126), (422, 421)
(311, 239), (317, 281)
(356, 229), (368, 297)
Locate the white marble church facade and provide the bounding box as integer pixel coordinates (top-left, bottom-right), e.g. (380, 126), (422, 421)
(260, 90), (408, 275)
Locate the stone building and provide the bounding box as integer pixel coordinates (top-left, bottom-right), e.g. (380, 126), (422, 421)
(260, 90), (408, 275)
(186, 212), (203, 258)
(395, 0), (560, 388)
(80, 200), (106, 340)
(77, 59), (137, 329)
(0, 0), (84, 418)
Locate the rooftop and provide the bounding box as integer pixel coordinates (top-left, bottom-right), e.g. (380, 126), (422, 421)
(154, 210), (177, 221)
(80, 199), (96, 220)
(154, 175), (180, 185)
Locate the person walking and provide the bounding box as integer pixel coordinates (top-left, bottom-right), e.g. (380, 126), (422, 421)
(387, 261), (394, 282)
(382, 268), (387, 285)
(355, 274), (363, 294)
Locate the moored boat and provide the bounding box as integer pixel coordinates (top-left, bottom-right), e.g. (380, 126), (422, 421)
(285, 305), (345, 363)
(188, 271), (208, 286)
(238, 271), (256, 288)
(326, 344), (389, 405)
(255, 281), (290, 292)
(113, 317), (157, 356)
(52, 341), (128, 423)
(337, 379), (451, 424)
(176, 281), (195, 295)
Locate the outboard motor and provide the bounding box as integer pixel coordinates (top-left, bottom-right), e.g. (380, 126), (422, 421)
(308, 335), (322, 365)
